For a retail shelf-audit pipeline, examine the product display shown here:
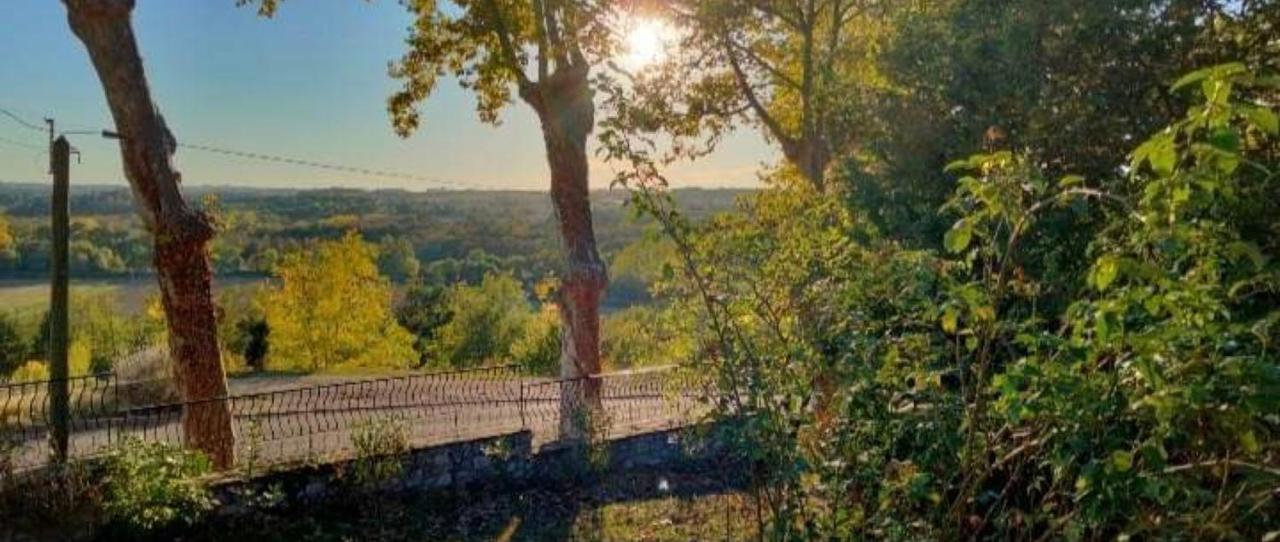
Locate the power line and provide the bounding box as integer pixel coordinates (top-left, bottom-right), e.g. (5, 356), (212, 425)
(4, 105), (512, 189)
(0, 107), (46, 133)
(175, 141), (497, 189)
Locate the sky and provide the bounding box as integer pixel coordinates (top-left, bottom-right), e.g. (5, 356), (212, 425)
(0, 0), (770, 191)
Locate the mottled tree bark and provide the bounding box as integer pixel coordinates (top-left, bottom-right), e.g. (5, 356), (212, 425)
(521, 65), (606, 437)
(64, 0), (235, 468)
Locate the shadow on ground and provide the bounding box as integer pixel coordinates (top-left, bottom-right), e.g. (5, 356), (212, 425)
(188, 468), (758, 542)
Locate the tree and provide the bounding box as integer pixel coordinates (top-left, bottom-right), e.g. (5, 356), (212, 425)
(239, 319), (268, 372)
(376, 235), (420, 283)
(63, 0), (234, 468)
(259, 232), (415, 370)
(0, 213), (12, 252)
(244, 0), (617, 418)
(383, 0), (617, 394)
(0, 312), (27, 377)
(606, 234), (677, 307)
(427, 272), (533, 369)
(394, 281), (452, 366)
(845, 0), (1266, 247)
(605, 0), (886, 191)
(511, 305), (561, 376)
(421, 249), (505, 286)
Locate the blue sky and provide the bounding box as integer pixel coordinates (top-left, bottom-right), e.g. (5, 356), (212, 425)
(0, 0), (768, 191)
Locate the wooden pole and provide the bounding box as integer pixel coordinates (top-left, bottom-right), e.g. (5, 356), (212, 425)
(49, 136), (71, 464)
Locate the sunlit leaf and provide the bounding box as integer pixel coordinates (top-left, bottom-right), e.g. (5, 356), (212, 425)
(943, 220), (973, 254)
(1092, 256), (1120, 291)
(1148, 136), (1177, 176)
(1111, 450), (1133, 472)
(941, 307), (958, 334)
(1243, 105), (1279, 135)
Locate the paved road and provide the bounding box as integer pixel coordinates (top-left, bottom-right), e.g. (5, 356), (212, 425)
(5, 371), (703, 471)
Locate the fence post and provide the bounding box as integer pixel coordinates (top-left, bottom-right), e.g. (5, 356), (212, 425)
(48, 136), (71, 464)
(519, 379), (527, 429)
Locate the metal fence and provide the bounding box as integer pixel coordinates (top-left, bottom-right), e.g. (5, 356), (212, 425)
(1, 365), (707, 472)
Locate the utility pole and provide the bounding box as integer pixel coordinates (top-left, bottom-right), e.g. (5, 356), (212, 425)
(48, 135), (71, 464)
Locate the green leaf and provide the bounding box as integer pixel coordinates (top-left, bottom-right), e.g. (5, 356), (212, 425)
(941, 307), (958, 334)
(1170, 67), (1215, 92)
(944, 159), (973, 173)
(973, 305), (996, 322)
(1096, 312), (1112, 342)
(944, 220), (973, 254)
(1093, 256), (1120, 291)
(1227, 241), (1265, 270)
(1203, 78), (1231, 105)
(1208, 128), (1241, 153)
(1244, 105), (1279, 135)
(1111, 450), (1133, 472)
(1058, 174), (1085, 188)
(1240, 430), (1260, 455)
(1172, 62), (1245, 92)
(1148, 136), (1177, 176)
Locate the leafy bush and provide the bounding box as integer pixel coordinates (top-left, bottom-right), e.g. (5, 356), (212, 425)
(427, 272), (532, 368)
(9, 360), (49, 383)
(394, 282), (451, 366)
(601, 305), (695, 370)
(113, 346), (179, 405)
(100, 439), (216, 533)
(511, 305), (562, 376)
(0, 312), (28, 377)
(348, 417), (409, 489)
(624, 64), (1279, 539)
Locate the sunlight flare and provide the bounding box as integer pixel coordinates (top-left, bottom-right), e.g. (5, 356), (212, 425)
(621, 17), (676, 70)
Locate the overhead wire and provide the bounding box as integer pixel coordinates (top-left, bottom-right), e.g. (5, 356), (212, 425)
(174, 141), (504, 190)
(0, 107), (47, 133)
(4, 106), (514, 189)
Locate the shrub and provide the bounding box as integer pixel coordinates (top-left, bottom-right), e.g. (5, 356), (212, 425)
(348, 417), (409, 489)
(601, 305), (694, 370)
(9, 360), (49, 383)
(427, 272), (532, 368)
(99, 439), (216, 533)
(113, 346), (179, 406)
(0, 312), (27, 377)
(624, 65), (1279, 539)
(511, 305), (561, 376)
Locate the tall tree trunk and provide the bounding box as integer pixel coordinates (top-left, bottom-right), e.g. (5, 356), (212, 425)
(781, 137), (831, 191)
(65, 0), (235, 469)
(523, 66), (607, 439)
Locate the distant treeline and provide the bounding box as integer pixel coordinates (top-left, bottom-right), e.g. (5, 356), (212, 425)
(0, 184), (747, 294)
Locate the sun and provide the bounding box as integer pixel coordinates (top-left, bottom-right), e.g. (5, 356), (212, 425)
(622, 17), (675, 70)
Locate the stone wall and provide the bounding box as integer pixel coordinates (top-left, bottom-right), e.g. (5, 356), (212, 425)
(212, 424), (731, 513)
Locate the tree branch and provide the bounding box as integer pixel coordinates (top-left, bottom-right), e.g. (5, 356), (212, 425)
(481, 0), (535, 93)
(720, 33), (797, 153)
(532, 0), (549, 82)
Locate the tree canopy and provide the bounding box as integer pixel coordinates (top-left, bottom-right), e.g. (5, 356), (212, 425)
(259, 232), (415, 370)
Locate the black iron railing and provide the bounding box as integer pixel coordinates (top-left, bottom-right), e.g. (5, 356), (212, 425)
(0, 365), (706, 472)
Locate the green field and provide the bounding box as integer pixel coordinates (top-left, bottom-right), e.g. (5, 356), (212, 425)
(0, 279), (146, 316)
(0, 277), (265, 317)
